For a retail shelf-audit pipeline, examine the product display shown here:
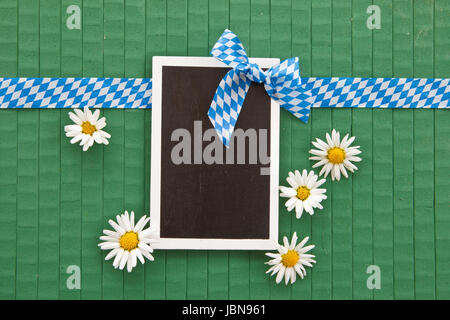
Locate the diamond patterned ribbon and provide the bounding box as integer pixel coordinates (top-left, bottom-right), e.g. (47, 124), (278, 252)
(0, 29), (449, 147)
(208, 29), (313, 147)
(0, 77), (152, 109)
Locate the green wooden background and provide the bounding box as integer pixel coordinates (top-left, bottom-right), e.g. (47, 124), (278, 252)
(0, 0), (449, 300)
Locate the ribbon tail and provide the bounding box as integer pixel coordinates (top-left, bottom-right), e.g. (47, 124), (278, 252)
(265, 83), (314, 123)
(208, 68), (251, 147)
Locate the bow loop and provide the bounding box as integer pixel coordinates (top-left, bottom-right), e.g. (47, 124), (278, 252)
(210, 29), (249, 70)
(208, 29), (312, 147)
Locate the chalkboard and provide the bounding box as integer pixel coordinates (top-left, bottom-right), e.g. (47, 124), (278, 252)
(150, 57), (279, 250)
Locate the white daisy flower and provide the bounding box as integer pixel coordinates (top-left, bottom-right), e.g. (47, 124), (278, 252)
(279, 170), (327, 219)
(265, 232), (316, 285)
(64, 106), (111, 151)
(309, 129), (362, 181)
(98, 211), (157, 272)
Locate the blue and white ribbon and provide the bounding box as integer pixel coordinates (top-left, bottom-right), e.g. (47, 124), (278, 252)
(0, 29), (448, 147)
(208, 29), (449, 146)
(0, 77), (152, 109)
(208, 29), (313, 147)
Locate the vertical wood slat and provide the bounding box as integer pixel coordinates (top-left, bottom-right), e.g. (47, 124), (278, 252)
(144, 0), (167, 300)
(102, 0), (125, 300)
(290, 0), (312, 300)
(60, 0), (83, 300)
(248, 0), (271, 300)
(270, 0), (292, 299)
(0, 0), (18, 300)
(206, 0), (230, 300)
(165, 0), (188, 300)
(413, 0), (436, 300)
(392, 0), (415, 300)
(434, 0), (450, 300)
(186, 0), (209, 300)
(351, 0), (373, 300)
(38, 0), (61, 299)
(372, 0), (394, 300)
(331, 0), (353, 300)
(80, 0), (104, 300)
(123, 0), (146, 300)
(16, 0), (39, 300)
(310, 0), (332, 300)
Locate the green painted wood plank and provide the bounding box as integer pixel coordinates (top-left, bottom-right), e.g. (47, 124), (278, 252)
(206, 0), (230, 301)
(60, 112), (82, 301)
(392, 0), (414, 300)
(372, 0), (394, 300)
(290, 0), (312, 300)
(372, 109), (394, 300)
(434, 0), (450, 300)
(123, 111), (146, 299)
(351, 0), (373, 300)
(413, 0), (435, 300)
(101, 111), (125, 299)
(17, 110), (39, 300)
(351, 109), (373, 300)
(38, 0), (61, 298)
(188, 0), (208, 56)
(249, 0), (270, 58)
(16, 0), (39, 300)
(310, 109), (332, 300)
(248, 0), (271, 300)
(40, 0), (61, 76)
(352, 0), (372, 78)
(80, 0), (104, 301)
(0, 0), (18, 300)
(104, 0), (125, 78)
(81, 140), (104, 301)
(413, 109), (435, 300)
(270, 0), (292, 299)
(310, 0), (332, 300)
(292, 0), (311, 77)
(123, 0), (146, 300)
(392, 109), (414, 300)
(186, 0), (209, 300)
(102, 0), (125, 300)
(208, 0), (230, 48)
(331, 109), (353, 299)
(434, 109), (450, 299)
(62, 0), (82, 76)
(38, 111), (61, 300)
(165, 0), (188, 300)
(0, 110), (17, 300)
(144, 0), (167, 300)
(0, 1), (17, 77)
(331, 0), (353, 300)
(229, 0), (250, 49)
(82, 0), (104, 77)
(18, 0), (39, 77)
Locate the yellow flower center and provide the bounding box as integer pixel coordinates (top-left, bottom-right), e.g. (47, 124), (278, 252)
(81, 121), (97, 135)
(327, 147), (345, 164)
(119, 232), (139, 251)
(281, 250), (300, 268)
(296, 186), (310, 201)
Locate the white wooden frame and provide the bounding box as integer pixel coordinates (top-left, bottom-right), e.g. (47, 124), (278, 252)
(150, 56), (279, 250)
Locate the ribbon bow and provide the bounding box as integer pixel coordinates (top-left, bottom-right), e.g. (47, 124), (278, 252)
(208, 29), (312, 147)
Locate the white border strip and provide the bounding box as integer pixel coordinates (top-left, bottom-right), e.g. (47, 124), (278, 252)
(150, 56), (279, 250)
